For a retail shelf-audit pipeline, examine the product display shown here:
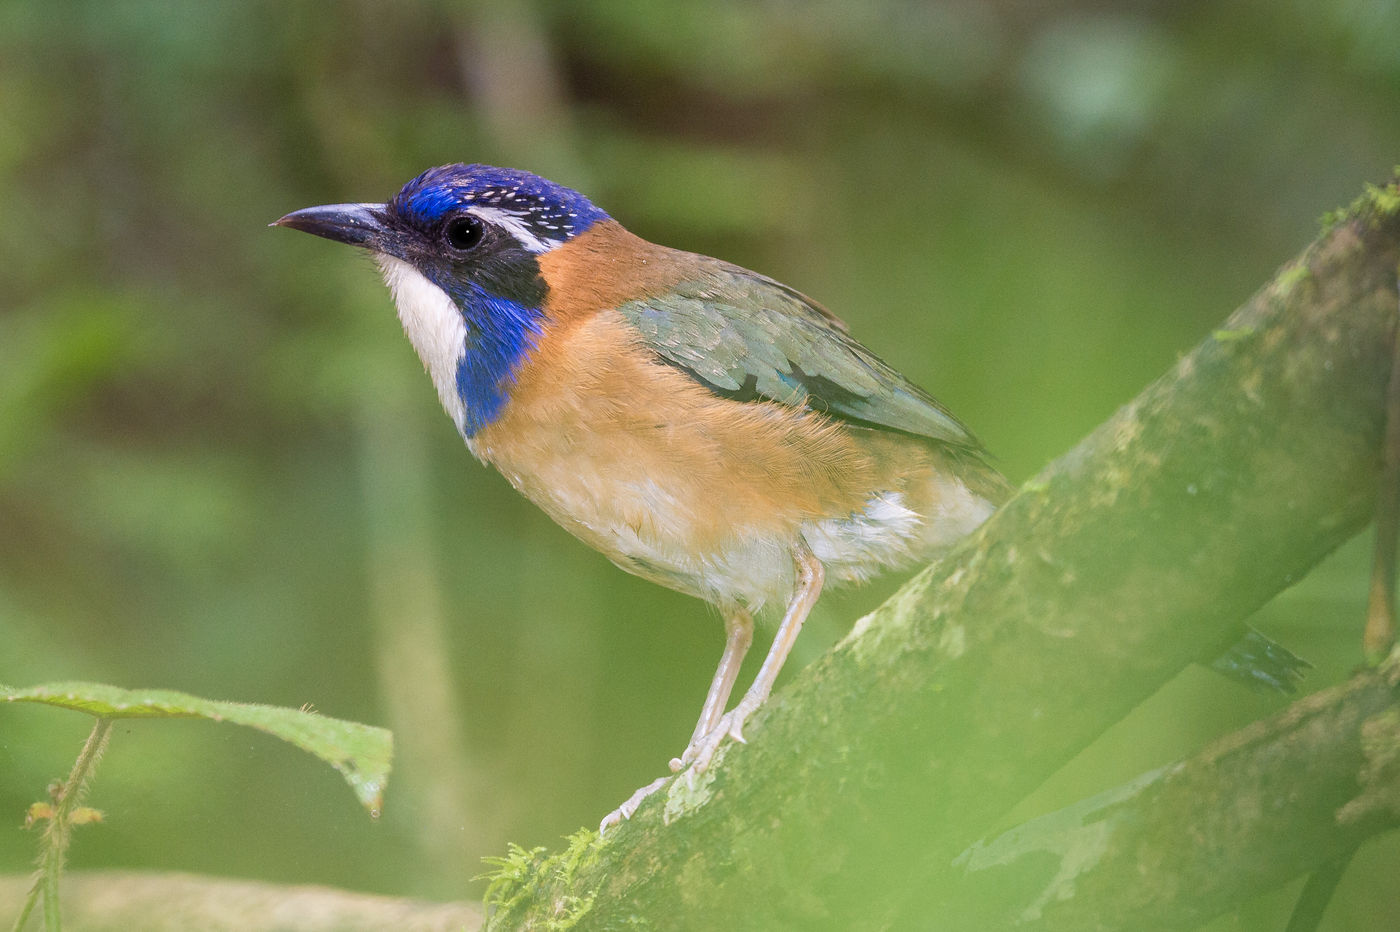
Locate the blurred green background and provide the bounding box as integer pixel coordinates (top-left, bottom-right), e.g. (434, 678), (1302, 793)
(2, 0), (1398, 927)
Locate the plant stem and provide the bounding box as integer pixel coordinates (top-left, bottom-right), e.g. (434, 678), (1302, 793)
(11, 718), (113, 932)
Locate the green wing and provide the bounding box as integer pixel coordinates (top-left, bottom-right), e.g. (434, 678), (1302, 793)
(616, 263), (981, 449)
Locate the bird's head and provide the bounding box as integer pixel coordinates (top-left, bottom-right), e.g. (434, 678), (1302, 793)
(274, 164), (611, 437)
(275, 163), (609, 270)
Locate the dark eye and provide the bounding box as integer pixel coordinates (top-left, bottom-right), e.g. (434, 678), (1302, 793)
(444, 215), (484, 251)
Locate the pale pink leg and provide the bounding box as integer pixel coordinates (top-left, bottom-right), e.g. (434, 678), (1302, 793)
(599, 549), (826, 831)
(683, 607), (754, 755)
(675, 544), (825, 774)
(600, 607), (754, 831)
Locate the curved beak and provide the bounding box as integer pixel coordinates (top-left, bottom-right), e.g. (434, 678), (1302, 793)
(271, 203), (389, 248)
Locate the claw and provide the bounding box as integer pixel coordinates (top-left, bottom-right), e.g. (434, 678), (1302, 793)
(605, 697), (765, 829)
(677, 703), (756, 774)
(599, 776), (669, 834)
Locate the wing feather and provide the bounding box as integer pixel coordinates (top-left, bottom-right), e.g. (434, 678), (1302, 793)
(617, 264), (980, 449)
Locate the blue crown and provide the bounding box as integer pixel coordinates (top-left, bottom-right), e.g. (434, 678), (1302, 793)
(391, 164), (609, 246)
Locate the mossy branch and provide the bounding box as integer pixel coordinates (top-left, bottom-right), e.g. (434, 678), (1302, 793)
(479, 180), (1400, 929)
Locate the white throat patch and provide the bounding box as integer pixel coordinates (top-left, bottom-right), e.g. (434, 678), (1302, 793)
(375, 254), (469, 432)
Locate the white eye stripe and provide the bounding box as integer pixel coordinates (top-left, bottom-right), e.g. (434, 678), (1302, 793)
(467, 206), (559, 254)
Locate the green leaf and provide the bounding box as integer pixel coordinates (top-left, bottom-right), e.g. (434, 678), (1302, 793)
(1, 681), (392, 816)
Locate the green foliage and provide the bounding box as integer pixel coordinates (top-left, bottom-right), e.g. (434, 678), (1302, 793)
(2, 682), (393, 814)
(4, 682), (392, 931)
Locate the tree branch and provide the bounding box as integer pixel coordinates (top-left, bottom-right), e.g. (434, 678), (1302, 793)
(934, 659), (1400, 931)
(481, 183), (1400, 930)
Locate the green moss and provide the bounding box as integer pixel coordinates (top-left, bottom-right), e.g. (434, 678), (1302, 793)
(480, 830), (609, 930)
(1373, 177), (1400, 217)
(1211, 326), (1256, 343)
(478, 843), (547, 918)
(1320, 170), (1400, 233)
(556, 828), (605, 887)
(1274, 261), (1312, 296)
(662, 767), (717, 824)
(544, 893), (598, 931)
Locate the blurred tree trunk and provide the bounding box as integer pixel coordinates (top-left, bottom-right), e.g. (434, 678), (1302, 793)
(2, 184), (1397, 931)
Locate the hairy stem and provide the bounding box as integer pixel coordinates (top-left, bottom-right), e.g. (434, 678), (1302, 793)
(12, 719), (113, 932)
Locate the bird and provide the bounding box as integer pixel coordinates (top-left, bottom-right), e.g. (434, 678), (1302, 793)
(270, 164), (1005, 828)
(274, 164), (1313, 829)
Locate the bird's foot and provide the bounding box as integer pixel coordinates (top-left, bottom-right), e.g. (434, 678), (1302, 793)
(600, 700), (762, 832)
(599, 776), (670, 834)
(669, 701), (755, 776)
